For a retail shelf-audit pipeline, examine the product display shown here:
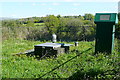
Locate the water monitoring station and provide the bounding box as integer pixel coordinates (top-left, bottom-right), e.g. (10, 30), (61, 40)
(94, 13), (118, 53)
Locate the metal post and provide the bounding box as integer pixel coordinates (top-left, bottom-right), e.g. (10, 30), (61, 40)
(52, 34), (57, 43)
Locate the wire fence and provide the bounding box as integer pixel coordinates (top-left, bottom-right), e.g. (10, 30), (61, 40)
(36, 47), (93, 79)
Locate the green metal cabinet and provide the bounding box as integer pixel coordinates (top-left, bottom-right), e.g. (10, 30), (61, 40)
(94, 13), (118, 53)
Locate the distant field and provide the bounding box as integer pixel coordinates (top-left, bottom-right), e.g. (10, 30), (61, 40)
(22, 23), (45, 27)
(2, 39), (120, 79)
(34, 23), (45, 27)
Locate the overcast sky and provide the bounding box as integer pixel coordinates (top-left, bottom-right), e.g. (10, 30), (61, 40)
(0, 0), (119, 18)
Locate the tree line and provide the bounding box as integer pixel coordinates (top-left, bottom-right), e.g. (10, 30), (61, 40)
(1, 13), (120, 41)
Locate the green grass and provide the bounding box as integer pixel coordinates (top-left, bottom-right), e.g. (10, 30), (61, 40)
(2, 39), (120, 79)
(2, 39), (43, 56)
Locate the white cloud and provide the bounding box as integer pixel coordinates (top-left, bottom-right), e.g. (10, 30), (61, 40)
(72, 0), (119, 2)
(11, 14), (17, 18)
(48, 8), (53, 10)
(52, 2), (60, 6)
(71, 8), (78, 11)
(62, 13), (80, 16)
(32, 3), (36, 6)
(64, 0), (75, 2)
(73, 3), (80, 6)
(96, 11), (117, 13)
(41, 3), (46, 6)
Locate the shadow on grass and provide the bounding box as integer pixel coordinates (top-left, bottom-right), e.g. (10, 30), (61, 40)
(68, 68), (120, 80)
(68, 69), (104, 80)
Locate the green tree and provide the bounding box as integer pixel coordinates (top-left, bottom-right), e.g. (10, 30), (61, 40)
(83, 20), (94, 26)
(84, 14), (94, 20)
(57, 15), (61, 18)
(78, 15), (84, 20)
(44, 15), (59, 34)
(25, 20), (35, 27)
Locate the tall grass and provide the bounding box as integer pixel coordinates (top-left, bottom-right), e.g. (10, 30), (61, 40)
(115, 39), (120, 52)
(117, 39), (120, 52)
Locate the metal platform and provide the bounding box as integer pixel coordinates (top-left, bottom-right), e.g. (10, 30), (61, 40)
(35, 42), (62, 49)
(34, 42), (73, 57)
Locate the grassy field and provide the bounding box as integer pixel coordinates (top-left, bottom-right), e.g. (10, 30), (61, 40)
(2, 39), (120, 79)
(34, 23), (45, 27)
(23, 23), (45, 27)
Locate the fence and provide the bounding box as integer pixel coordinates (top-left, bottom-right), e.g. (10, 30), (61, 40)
(36, 47), (93, 79)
